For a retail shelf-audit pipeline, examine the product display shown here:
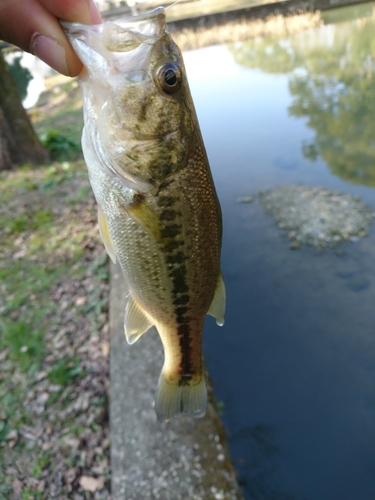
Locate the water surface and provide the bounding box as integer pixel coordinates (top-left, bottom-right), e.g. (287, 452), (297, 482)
(183, 4), (375, 499)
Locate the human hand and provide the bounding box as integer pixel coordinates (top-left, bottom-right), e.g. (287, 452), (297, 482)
(0, 0), (102, 77)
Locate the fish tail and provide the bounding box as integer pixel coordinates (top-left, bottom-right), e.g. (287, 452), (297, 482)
(155, 371), (207, 422)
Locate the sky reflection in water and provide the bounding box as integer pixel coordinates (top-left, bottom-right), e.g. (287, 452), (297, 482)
(184, 4), (375, 499)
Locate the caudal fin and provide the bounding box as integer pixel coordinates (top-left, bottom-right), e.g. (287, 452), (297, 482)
(155, 372), (207, 422)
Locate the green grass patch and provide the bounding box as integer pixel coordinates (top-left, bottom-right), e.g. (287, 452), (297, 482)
(0, 160), (98, 431)
(1, 214), (28, 233)
(0, 261), (64, 314)
(34, 108), (83, 147)
(67, 185), (92, 204)
(0, 421), (9, 443)
(48, 357), (84, 387)
(0, 171), (38, 203)
(32, 452), (50, 479)
(0, 210), (54, 236)
(21, 488), (43, 500)
(1, 321), (45, 372)
(40, 129), (81, 161)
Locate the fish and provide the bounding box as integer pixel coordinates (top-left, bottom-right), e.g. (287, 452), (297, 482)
(62, 7), (225, 422)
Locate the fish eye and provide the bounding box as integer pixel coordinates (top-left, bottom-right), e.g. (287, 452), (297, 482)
(157, 63), (181, 94)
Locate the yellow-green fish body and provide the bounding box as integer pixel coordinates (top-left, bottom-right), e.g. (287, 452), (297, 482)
(63, 8), (225, 421)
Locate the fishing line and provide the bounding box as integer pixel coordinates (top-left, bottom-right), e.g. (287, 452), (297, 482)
(165, 0), (183, 10)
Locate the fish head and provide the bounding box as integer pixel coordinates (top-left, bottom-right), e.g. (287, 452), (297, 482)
(63, 8), (196, 192)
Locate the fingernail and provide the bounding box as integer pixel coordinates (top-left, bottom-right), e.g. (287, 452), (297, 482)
(31, 34), (69, 76)
(90, 0), (102, 24)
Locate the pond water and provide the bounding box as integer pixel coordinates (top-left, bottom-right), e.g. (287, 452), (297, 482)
(182, 3), (375, 499)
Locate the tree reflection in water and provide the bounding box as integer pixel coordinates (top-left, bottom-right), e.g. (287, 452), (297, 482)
(228, 7), (375, 186)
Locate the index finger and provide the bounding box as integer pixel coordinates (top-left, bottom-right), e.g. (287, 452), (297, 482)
(0, 0), (101, 76)
(36, 0), (102, 75)
(39, 0), (102, 25)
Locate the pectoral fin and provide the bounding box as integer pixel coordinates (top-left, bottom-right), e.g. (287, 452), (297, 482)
(207, 272), (226, 326)
(124, 195), (165, 244)
(124, 292), (154, 344)
(98, 205), (116, 263)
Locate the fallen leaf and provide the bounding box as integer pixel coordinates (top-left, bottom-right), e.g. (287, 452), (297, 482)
(6, 430), (18, 441)
(37, 480), (45, 492)
(79, 475), (105, 492)
(13, 250), (27, 259)
(92, 458), (108, 475)
(12, 478), (23, 495)
(6, 466), (18, 476)
(65, 468), (77, 485)
(63, 437), (80, 449)
(75, 296), (87, 307)
(101, 341), (110, 357)
(36, 371), (48, 381)
(48, 384), (62, 393)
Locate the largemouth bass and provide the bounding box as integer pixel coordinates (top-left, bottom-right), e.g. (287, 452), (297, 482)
(63, 7), (225, 422)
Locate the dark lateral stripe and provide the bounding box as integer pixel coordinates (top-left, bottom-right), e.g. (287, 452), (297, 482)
(160, 209), (179, 221)
(160, 223), (182, 239)
(164, 239), (183, 253)
(157, 190), (194, 377)
(157, 194), (176, 208)
(177, 322), (193, 376)
(166, 251), (186, 264)
(168, 248), (192, 375)
(173, 294), (189, 306)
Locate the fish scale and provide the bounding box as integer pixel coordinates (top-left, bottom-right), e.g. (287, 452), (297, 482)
(63, 7), (225, 421)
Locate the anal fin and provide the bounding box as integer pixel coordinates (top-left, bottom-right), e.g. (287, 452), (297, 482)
(124, 292), (154, 345)
(98, 205), (116, 263)
(207, 272), (226, 326)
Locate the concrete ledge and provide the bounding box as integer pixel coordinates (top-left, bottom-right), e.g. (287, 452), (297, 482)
(110, 263), (243, 500)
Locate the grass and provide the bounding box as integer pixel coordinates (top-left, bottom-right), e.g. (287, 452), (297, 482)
(47, 357), (84, 386)
(0, 77), (110, 497)
(40, 129), (81, 161)
(0, 162), (85, 413)
(32, 453), (50, 479)
(3, 321), (45, 371)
